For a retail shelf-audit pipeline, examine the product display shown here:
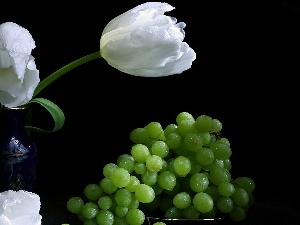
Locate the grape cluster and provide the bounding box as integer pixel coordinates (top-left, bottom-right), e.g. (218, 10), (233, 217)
(67, 112), (255, 225)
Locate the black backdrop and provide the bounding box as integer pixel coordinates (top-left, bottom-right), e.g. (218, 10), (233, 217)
(1, 0), (300, 216)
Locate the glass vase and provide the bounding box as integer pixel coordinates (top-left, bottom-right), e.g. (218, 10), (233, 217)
(0, 106), (38, 192)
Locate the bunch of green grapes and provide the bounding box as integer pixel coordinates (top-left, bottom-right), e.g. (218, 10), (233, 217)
(67, 112), (255, 225)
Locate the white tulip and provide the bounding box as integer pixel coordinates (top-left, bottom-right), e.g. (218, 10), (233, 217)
(0, 22), (40, 108)
(100, 2), (196, 77)
(0, 190), (42, 225)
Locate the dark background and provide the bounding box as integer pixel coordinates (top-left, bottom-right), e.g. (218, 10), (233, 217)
(1, 0), (300, 223)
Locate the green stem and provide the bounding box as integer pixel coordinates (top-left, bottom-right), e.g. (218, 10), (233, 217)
(33, 51), (102, 97)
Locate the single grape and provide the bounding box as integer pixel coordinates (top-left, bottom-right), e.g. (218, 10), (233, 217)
(84, 184), (103, 201)
(115, 188), (132, 207)
(217, 196), (233, 213)
(131, 144), (150, 163)
(196, 147), (214, 166)
(218, 181), (235, 197)
(83, 217), (98, 225)
(135, 184), (155, 203)
(130, 127), (149, 144)
(183, 133), (203, 152)
(126, 208), (145, 225)
(98, 196), (113, 210)
(234, 176), (255, 193)
(209, 166), (231, 186)
(182, 205), (200, 219)
(190, 172), (209, 192)
(100, 177), (118, 194)
(192, 192), (214, 213)
(210, 140), (232, 160)
(96, 209), (114, 225)
(67, 196), (84, 214)
(81, 202), (99, 219)
(176, 119), (195, 136)
(103, 163), (118, 178)
(115, 205), (129, 217)
(141, 170), (158, 186)
(134, 162), (147, 174)
(173, 156), (191, 177)
(173, 192), (191, 209)
(194, 115), (213, 133)
(164, 206), (183, 219)
(231, 188), (249, 207)
(157, 171), (176, 191)
(145, 122), (163, 139)
(146, 155), (163, 172)
(212, 119), (222, 132)
(153, 222), (166, 225)
(165, 133), (182, 150)
(110, 167), (131, 188)
(151, 140), (169, 158)
(176, 112), (195, 124)
(118, 155), (135, 173)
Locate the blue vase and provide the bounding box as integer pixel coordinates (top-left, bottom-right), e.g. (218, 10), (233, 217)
(0, 106), (38, 192)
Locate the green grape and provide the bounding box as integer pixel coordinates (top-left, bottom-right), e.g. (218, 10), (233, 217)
(218, 137), (230, 146)
(164, 206), (183, 219)
(125, 175), (140, 192)
(115, 188), (132, 207)
(134, 162), (147, 174)
(81, 202), (99, 219)
(176, 119), (195, 136)
(157, 171), (176, 191)
(135, 184), (155, 203)
(110, 167), (131, 188)
(84, 184), (103, 201)
(212, 119), (222, 132)
(98, 196), (113, 210)
(67, 196), (84, 214)
(173, 155), (191, 177)
(194, 115), (213, 133)
(126, 208), (145, 225)
(165, 133), (182, 150)
(218, 182), (235, 197)
(145, 138), (158, 149)
(173, 192), (191, 209)
(164, 124), (178, 137)
(190, 172), (209, 192)
(83, 217), (98, 225)
(197, 132), (211, 146)
(131, 144), (150, 163)
(103, 163), (118, 178)
(151, 140), (169, 158)
(209, 166), (231, 186)
(182, 205), (200, 219)
(96, 209), (114, 225)
(217, 196), (233, 213)
(146, 155), (163, 172)
(229, 205), (246, 222)
(100, 177), (118, 194)
(118, 155), (135, 173)
(115, 205), (129, 217)
(166, 158), (178, 177)
(192, 192), (214, 213)
(130, 127), (149, 144)
(231, 188), (249, 207)
(210, 140), (232, 160)
(163, 181), (181, 196)
(196, 147), (214, 166)
(145, 122), (163, 139)
(223, 158), (232, 170)
(176, 112), (195, 124)
(183, 133), (203, 152)
(234, 177), (255, 193)
(143, 196), (160, 211)
(141, 170), (158, 186)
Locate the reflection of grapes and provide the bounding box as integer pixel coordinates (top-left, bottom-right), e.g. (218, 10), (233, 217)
(67, 112), (255, 224)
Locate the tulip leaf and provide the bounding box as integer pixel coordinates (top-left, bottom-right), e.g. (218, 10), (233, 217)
(25, 98), (65, 133)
